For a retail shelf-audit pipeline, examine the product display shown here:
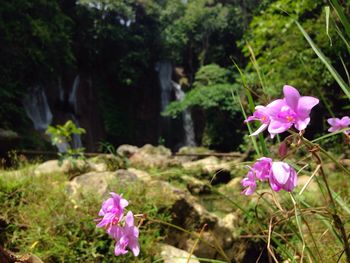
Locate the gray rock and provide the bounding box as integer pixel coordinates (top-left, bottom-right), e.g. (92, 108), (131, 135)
(129, 144), (176, 168)
(34, 159), (89, 177)
(117, 144), (139, 157)
(65, 168), (147, 198)
(182, 156), (233, 184)
(182, 175), (211, 195)
(160, 244), (199, 263)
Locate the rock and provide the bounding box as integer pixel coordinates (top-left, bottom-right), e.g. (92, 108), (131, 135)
(165, 190), (239, 261)
(221, 213), (239, 233)
(66, 169), (138, 198)
(127, 168), (152, 182)
(218, 177), (242, 194)
(182, 175), (211, 195)
(129, 144), (176, 168)
(175, 146), (213, 162)
(340, 159), (350, 169)
(91, 154), (127, 171)
(89, 162), (108, 172)
(297, 175), (318, 192)
(160, 244), (199, 263)
(182, 156), (232, 185)
(116, 144), (139, 157)
(19, 254), (44, 263)
(34, 159), (89, 177)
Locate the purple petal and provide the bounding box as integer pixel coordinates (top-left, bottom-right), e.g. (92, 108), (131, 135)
(250, 123), (268, 136)
(125, 211), (134, 227)
(341, 116), (350, 126)
(269, 176), (282, 192)
(283, 169), (297, 192)
(120, 198), (129, 208)
(268, 120), (292, 134)
(129, 239), (140, 256)
(271, 162), (290, 185)
(327, 118), (340, 126)
(283, 85), (300, 110)
(265, 99), (286, 117)
(296, 96), (319, 119)
(294, 118), (310, 131)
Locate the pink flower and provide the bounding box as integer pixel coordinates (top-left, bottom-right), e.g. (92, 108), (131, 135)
(327, 116), (350, 133)
(245, 85), (319, 138)
(96, 192), (129, 228)
(252, 157), (272, 181)
(268, 85), (319, 136)
(241, 170), (257, 195)
(269, 162), (297, 192)
(108, 211), (140, 257)
(245, 106), (271, 136)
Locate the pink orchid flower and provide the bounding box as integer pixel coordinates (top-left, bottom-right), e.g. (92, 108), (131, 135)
(245, 105), (271, 136)
(241, 170), (257, 195)
(108, 211), (140, 257)
(268, 85), (319, 136)
(96, 192), (129, 228)
(269, 162), (297, 192)
(327, 116), (350, 133)
(245, 85), (319, 138)
(252, 157), (272, 181)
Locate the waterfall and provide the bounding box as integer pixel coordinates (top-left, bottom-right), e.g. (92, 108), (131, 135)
(70, 114), (83, 149)
(23, 87), (53, 131)
(69, 75), (80, 114)
(155, 61), (173, 112)
(172, 81), (196, 146)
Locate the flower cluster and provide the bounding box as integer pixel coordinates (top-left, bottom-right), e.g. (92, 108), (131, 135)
(327, 116), (350, 134)
(96, 192), (140, 257)
(241, 158), (297, 195)
(245, 85), (319, 138)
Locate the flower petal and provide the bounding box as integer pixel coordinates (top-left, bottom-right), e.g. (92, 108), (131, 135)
(283, 85), (300, 110)
(268, 120), (292, 134)
(271, 162), (290, 185)
(250, 123), (268, 136)
(294, 117), (310, 131)
(297, 96), (319, 119)
(265, 99), (286, 117)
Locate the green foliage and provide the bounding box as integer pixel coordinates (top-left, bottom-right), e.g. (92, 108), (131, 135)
(0, 167), (170, 262)
(241, 0), (349, 100)
(46, 120), (86, 162)
(0, 0), (73, 130)
(164, 64), (239, 116)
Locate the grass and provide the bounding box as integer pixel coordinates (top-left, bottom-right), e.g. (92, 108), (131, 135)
(0, 165), (171, 262)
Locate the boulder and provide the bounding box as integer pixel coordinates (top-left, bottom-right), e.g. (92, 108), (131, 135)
(175, 146), (213, 162)
(129, 144), (176, 168)
(66, 169), (138, 198)
(34, 159), (89, 177)
(165, 190), (239, 261)
(182, 156), (233, 185)
(116, 144), (139, 157)
(182, 175), (211, 195)
(160, 244), (199, 263)
(90, 154), (127, 171)
(297, 175), (318, 193)
(127, 168), (153, 182)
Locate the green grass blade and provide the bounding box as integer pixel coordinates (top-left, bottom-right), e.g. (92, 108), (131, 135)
(330, 0), (350, 40)
(296, 21), (350, 101)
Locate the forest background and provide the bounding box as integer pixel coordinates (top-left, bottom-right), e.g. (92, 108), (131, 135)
(0, 0), (349, 153)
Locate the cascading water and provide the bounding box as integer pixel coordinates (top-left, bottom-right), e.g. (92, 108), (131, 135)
(70, 114), (83, 149)
(155, 61), (173, 112)
(68, 75), (83, 149)
(172, 81), (196, 146)
(69, 75), (80, 114)
(23, 87), (53, 131)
